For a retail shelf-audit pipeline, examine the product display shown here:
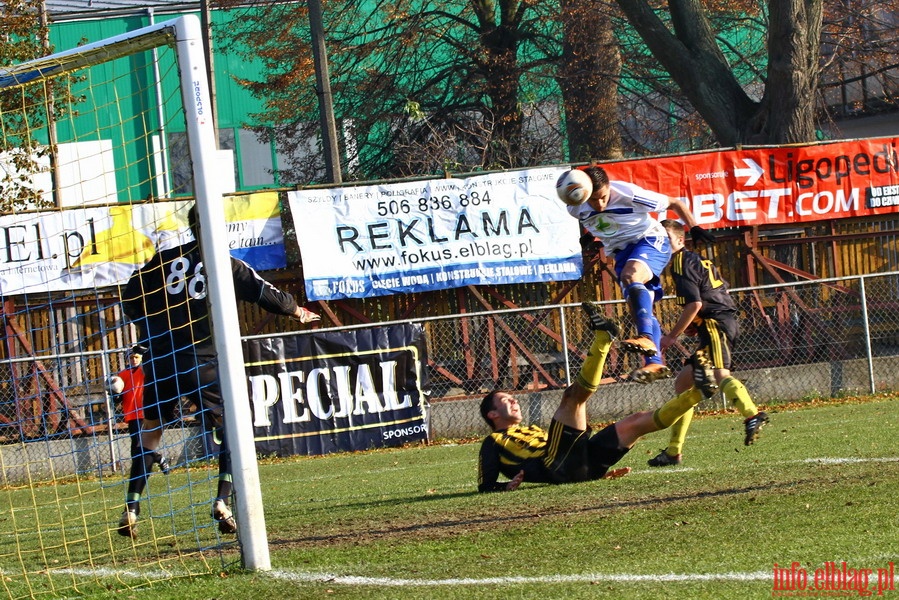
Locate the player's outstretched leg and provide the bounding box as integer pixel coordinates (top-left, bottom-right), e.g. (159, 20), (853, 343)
(620, 283), (659, 357)
(648, 407), (693, 466)
(572, 302), (618, 396)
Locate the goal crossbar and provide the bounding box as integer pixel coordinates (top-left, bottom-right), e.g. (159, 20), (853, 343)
(0, 20), (181, 89)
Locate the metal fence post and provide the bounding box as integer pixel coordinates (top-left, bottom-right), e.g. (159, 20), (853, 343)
(560, 305), (571, 387)
(859, 275), (876, 394)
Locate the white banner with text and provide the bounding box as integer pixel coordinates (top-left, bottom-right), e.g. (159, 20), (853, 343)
(287, 167), (584, 301)
(0, 192), (286, 296)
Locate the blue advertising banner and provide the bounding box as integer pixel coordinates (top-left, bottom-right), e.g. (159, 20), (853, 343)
(223, 192), (287, 271)
(287, 167), (583, 301)
(243, 323), (430, 457)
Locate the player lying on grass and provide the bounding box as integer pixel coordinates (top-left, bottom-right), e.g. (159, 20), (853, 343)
(477, 302), (718, 492)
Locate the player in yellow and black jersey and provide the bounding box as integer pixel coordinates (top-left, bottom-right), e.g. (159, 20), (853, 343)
(477, 422), (556, 490)
(477, 302), (719, 492)
(646, 220), (769, 468)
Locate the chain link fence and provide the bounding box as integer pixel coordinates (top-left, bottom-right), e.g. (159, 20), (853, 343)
(1, 271), (898, 475)
(425, 271), (899, 438)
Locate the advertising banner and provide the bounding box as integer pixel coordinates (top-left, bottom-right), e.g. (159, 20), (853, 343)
(288, 138), (899, 302)
(223, 192), (287, 271)
(604, 137), (899, 227)
(0, 192), (287, 296)
(243, 323), (430, 457)
(287, 167), (584, 301)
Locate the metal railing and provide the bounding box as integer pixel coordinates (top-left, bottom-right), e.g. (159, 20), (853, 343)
(2, 271), (899, 464)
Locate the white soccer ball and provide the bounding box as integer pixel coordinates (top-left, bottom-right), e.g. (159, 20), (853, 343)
(108, 375), (125, 395)
(555, 169), (593, 206)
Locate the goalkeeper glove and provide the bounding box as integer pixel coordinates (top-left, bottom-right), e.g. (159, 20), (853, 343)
(291, 307), (322, 324)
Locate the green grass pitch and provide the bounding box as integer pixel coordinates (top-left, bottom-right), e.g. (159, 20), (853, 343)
(6, 396), (898, 599)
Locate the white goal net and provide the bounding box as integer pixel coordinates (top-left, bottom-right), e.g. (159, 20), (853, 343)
(0, 15), (269, 597)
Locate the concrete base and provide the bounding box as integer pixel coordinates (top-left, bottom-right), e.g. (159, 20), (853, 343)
(0, 426), (211, 486)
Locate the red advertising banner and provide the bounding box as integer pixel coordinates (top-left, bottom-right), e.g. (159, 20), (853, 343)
(602, 137), (899, 229)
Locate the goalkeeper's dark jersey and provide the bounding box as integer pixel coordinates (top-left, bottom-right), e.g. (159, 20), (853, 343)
(122, 241), (299, 359)
(669, 248), (736, 320)
(478, 424), (555, 492)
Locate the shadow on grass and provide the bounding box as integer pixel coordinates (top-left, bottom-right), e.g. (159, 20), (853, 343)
(267, 480), (790, 549)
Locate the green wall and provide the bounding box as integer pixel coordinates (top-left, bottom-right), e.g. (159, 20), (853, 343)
(48, 10), (278, 198)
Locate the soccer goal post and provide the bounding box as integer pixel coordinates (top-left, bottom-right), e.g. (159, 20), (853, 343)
(0, 14), (269, 594)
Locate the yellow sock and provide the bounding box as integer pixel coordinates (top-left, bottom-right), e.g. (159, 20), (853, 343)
(721, 376), (758, 418)
(666, 407), (694, 455)
(575, 330), (612, 392)
(653, 388), (702, 429)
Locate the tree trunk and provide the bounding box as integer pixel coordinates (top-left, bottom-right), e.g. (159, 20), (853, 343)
(615, 0), (823, 145)
(482, 40), (524, 168)
(558, 0), (623, 161)
(475, 1), (525, 169)
(745, 0), (823, 143)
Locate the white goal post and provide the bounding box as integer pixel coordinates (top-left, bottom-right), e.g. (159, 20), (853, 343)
(0, 14), (270, 575)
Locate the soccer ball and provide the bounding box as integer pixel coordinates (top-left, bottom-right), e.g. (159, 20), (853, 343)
(108, 375), (125, 395)
(555, 169), (593, 206)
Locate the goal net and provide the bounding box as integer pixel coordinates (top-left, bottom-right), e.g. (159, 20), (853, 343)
(0, 15), (268, 597)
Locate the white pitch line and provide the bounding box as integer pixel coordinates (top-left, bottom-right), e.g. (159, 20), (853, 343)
(265, 569), (772, 586)
(606, 456), (899, 478)
(630, 466), (696, 475)
(55, 567), (191, 579)
(51, 456), (899, 587)
(801, 456), (899, 465)
(57, 566), (772, 586)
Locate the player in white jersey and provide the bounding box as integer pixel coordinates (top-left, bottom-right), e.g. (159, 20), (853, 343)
(568, 165), (716, 383)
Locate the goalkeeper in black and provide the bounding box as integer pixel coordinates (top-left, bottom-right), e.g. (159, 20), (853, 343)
(477, 302), (717, 492)
(117, 205), (320, 538)
(646, 220), (769, 468)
